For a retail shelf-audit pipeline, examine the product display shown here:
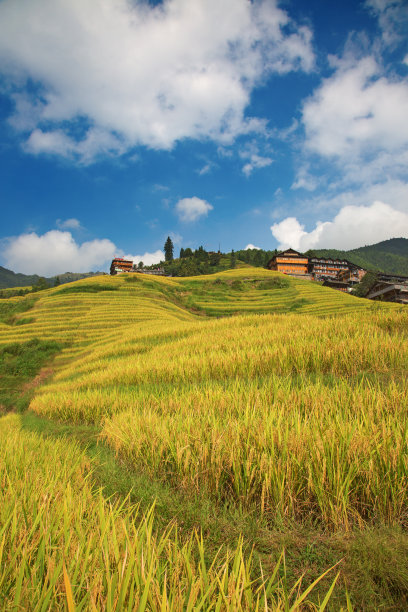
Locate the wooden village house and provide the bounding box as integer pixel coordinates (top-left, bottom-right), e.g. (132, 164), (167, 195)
(267, 249), (310, 277)
(267, 249), (366, 290)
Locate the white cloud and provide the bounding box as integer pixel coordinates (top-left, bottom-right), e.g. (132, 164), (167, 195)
(123, 250), (164, 267)
(1, 229), (165, 275)
(175, 197), (213, 223)
(271, 201), (408, 251)
(240, 142), (274, 176)
(365, 0), (408, 47)
(291, 164), (318, 191)
(290, 6), (408, 237)
(56, 218), (82, 230)
(271, 217), (312, 251)
(0, 0), (314, 161)
(242, 154), (273, 177)
(245, 244), (261, 250)
(197, 163), (212, 176)
(302, 177), (408, 217)
(298, 52), (408, 206)
(2, 230), (117, 276)
(302, 56), (408, 160)
(169, 232), (182, 246)
(25, 127), (125, 161)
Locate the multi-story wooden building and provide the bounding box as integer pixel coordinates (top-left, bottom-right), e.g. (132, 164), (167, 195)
(309, 257), (350, 279)
(337, 266), (366, 283)
(110, 258), (133, 275)
(267, 249), (309, 275)
(366, 273), (408, 304)
(267, 249), (367, 288)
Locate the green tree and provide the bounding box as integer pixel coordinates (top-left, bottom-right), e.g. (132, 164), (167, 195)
(54, 276), (61, 287)
(351, 270), (379, 297)
(31, 277), (49, 292)
(231, 250), (236, 269)
(138, 261), (144, 269)
(209, 252), (221, 266)
(254, 250), (264, 267)
(194, 246), (208, 262)
(179, 248), (185, 259)
(164, 236), (174, 262)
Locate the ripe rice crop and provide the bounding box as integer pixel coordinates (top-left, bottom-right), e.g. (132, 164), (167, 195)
(0, 413), (339, 610)
(22, 273), (407, 530)
(1, 269), (406, 608)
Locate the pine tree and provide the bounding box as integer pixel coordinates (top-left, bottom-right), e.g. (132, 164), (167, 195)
(231, 249), (236, 269)
(164, 236), (174, 262)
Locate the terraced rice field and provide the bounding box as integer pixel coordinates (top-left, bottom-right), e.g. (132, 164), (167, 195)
(1, 268), (407, 609)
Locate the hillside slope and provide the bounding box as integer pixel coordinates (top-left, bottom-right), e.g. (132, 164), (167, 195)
(0, 269), (407, 609)
(307, 237), (408, 275)
(0, 268), (394, 349)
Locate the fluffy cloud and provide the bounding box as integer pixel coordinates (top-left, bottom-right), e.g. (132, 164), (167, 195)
(240, 142), (273, 176)
(242, 154), (273, 177)
(245, 244), (261, 250)
(175, 197), (213, 223)
(1, 229), (164, 275)
(0, 0), (314, 161)
(271, 201), (408, 251)
(365, 0), (408, 47)
(302, 56), (408, 160)
(124, 250), (164, 267)
(2, 230), (117, 276)
(56, 218), (82, 230)
(25, 128), (125, 161)
(295, 178), (408, 218)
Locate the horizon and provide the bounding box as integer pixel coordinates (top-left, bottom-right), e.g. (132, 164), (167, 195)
(0, 0), (407, 276)
(1, 235), (407, 278)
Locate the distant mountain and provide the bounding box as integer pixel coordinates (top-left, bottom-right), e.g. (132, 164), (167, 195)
(0, 266), (103, 289)
(306, 238), (408, 276)
(52, 271), (105, 285)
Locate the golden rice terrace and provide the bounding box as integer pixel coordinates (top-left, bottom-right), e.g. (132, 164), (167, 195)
(1, 268), (407, 610)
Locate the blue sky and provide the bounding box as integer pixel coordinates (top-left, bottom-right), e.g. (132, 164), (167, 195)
(0, 0), (408, 275)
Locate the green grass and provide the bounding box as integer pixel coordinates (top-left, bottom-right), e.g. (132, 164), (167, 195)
(0, 296), (37, 325)
(0, 338), (63, 413)
(54, 283), (119, 294)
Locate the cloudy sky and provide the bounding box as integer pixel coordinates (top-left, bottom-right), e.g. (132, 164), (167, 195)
(0, 0), (407, 275)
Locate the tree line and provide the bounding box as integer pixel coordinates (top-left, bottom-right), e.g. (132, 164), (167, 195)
(139, 237), (277, 277)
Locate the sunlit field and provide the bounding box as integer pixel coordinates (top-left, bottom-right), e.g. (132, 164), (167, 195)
(1, 269), (407, 609)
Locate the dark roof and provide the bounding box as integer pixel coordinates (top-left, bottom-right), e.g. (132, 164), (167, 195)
(278, 248), (305, 256)
(322, 279), (349, 288)
(310, 257), (363, 268)
(272, 248), (307, 259)
(378, 272), (408, 282)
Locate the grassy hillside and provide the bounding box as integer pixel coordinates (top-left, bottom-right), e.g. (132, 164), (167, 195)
(307, 237), (408, 275)
(1, 269), (407, 609)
